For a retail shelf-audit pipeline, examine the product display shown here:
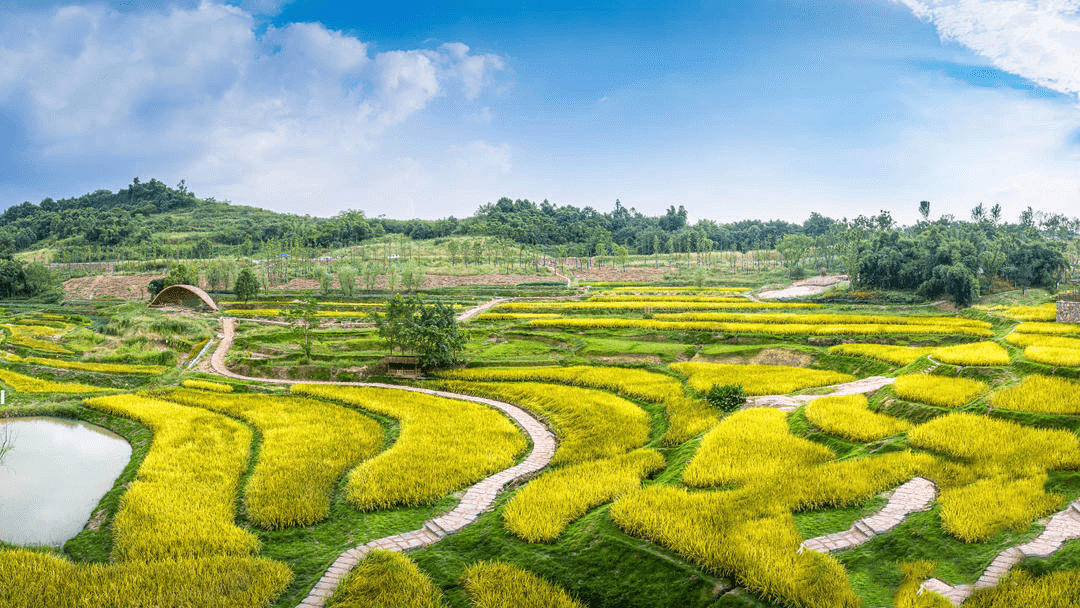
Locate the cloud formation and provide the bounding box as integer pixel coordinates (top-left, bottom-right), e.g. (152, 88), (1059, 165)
(894, 0), (1080, 98)
(0, 1), (508, 215)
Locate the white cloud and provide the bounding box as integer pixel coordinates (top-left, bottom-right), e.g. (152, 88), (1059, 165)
(893, 0), (1080, 98)
(0, 1), (508, 216)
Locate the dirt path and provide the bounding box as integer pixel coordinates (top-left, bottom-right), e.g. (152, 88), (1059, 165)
(801, 478), (937, 553)
(455, 297), (508, 323)
(747, 375), (896, 412)
(209, 317), (555, 608)
(757, 274), (848, 299)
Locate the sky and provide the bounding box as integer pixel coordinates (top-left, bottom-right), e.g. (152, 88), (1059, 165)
(0, 0), (1078, 224)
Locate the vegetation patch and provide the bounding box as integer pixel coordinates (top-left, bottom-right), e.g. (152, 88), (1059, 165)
(326, 549), (445, 608)
(671, 361), (854, 395)
(805, 394), (911, 442)
(892, 374), (988, 408)
(461, 561), (586, 608)
(989, 375), (1080, 415)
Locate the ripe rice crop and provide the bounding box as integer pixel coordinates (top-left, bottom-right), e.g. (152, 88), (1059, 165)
(892, 375), (987, 408)
(503, 448), (666, 542)
(4, 352), (168, 375)
(987, 303), (1057, 321)
(1014, 321), (1080, 335)
(671, 362), (854, 395)
(163, 389), (383, 528)
(1004, 332), (1080, 348)
(828, 344), (933, 365)
(433, 380), (649, 464)
(805, 394), (911, 442)
(528, 318), (992, 336)
(474, 312), (560, 320)
(2, 323), (72, 353)
(437, 365), (718, 445)
(607, 285), (751, 294)
(929, 341), (1011, 366)
(0, 368), (108, 393)
(989, 375), (1080, 414)
(938, 474), (1063, 542)
(908, 412), (1080, 478)
(84, 394), (260, 561)
(966, 569), (1080, 608)
(327, 550), (445, 608)
(1024, 346), (1080, 367)
(461, 561), (585, 608)
(893, 562), (951, 608)
(659, 312), (989, 330)
(682, 408), (835, 487)
(291, 385), (525, 510)
(0, 550), (292, 608)
(588, 295), (750, 303)
(499, 300), (820, 313)
(180, 379), (234, 392)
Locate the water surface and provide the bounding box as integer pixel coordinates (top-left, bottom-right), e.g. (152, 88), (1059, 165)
(0, 417), (132, 547)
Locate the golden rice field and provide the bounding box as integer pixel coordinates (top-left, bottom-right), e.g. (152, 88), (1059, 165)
(587, 295), (751, 303)
(671, 361), (854, 395)
(892, 374), (988, 408)
(290, 385), (526, 510)
(984, 302), (1057, 321)
(1024, 345), (1080, 367)
(0, 368), (108, 393)
(162, 389), (384, 528)
(989, 374), (1080, 414)
(937, 474), (1064, 542)
(461, 561), (586, 608)
(84, 394), (260, 561)
(2, 323), (72, 353)
(433, 380), (649, 464)
(497, 300), (820, 313)
(3, 352), (168, 374)
(966, 569), (1080, 608)
(180, 378), (234, 392)
(0, 551), (291, 608)
(502, 448), (666, 542)
(605, 285), (751, 294)
(805, 394), (911, 442)
(1004, 332), (1080, 348)
(326, 550), (445, 608)
(829, 341), (1009, 366)
(657, 311), (990, 329)
(437, 365), (718, 444)
(474, 312), (561, 320)
(528, 317), (993, 336)
(1014, 321), (1080, 335)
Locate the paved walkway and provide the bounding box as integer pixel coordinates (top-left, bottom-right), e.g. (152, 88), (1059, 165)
(800, 477), (937, 554)
(920, 498), (1080, 605)
(208, 317), (556, 608)
(747, 376), (897, 412)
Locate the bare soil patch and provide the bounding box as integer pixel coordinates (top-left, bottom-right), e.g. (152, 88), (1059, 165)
(757, 275), (848, 299)
(63, 273), (166, 301)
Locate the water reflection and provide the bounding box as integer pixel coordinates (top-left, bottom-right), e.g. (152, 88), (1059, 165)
(0, 417), (132, 547)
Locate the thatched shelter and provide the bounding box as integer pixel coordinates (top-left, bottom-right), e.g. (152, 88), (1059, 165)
(149, 284), (219, 311)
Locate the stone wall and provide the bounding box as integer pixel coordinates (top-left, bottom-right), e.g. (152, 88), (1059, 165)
(1058, 300), (1080, 323)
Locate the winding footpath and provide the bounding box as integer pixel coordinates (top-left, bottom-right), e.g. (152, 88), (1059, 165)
(800, 477), (937, 554)
(747, 375), (897, 412)
(209, 309), (555, 608)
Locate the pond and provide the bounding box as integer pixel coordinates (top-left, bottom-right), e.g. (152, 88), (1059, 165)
(0, 417), (132, 547)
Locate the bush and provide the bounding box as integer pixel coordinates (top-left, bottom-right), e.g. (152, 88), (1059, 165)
(705, 384), (745, 412)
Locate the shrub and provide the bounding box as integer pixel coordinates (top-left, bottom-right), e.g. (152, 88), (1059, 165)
(705, 384), (746, 412)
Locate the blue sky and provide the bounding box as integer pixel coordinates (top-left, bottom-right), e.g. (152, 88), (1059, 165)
(1, 0), (1078, 223)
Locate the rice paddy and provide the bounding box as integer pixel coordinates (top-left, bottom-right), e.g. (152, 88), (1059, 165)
(892, 374), (988, 408)
(670, 361), (854, 395)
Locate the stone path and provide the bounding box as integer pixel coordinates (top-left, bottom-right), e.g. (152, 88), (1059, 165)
(800, 477), (937, 554)
(455, 297), (508, 322)
(208, 317), (556, 608)
(919, 498), (1080, 605)
(747, 375), (897, 412)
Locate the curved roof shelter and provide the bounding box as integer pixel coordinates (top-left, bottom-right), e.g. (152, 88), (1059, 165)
(149, 284), (219, 311)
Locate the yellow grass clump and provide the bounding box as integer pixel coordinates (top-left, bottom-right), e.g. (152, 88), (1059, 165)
(966, 569), (1080, 608)
(989, 375), (1080, 414)
(671, 361), (854, 396)
(437, 365), (717, 445)
(1014, 321), (1080, 335)
(528, 317), (992, 336)
(2, 323), (72, 353)
(433, 380), (648, 465)
(163, 389), (383, 528)
(805, 394), (911, 442)
(938, 474), (1064, 542)
(503, 448), (666, 542)
(326, 550), (445, 608)
(893, 562), (952, 608)
(1024, 346), (1080, 367)
(5, 353), (168, 375)
(84, 394), (260, 561)
(0, 550), (292, 608)
(0, 368), (108, 393)
(291, 385), (525, 510)
(461, 562), (585, 608)
(892, 374), (987, 408)
(180, 379), (234, 392)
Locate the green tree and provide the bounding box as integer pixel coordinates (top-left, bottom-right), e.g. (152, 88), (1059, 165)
(371, 295), (465, 370)
(287, 296), (320, 361)
(776, 234), (814, 277)
(234, 268), (259, 301)
(315, 268), (333, 295)
(372, 295), (419, 355)
(337, 265), (357, 296)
